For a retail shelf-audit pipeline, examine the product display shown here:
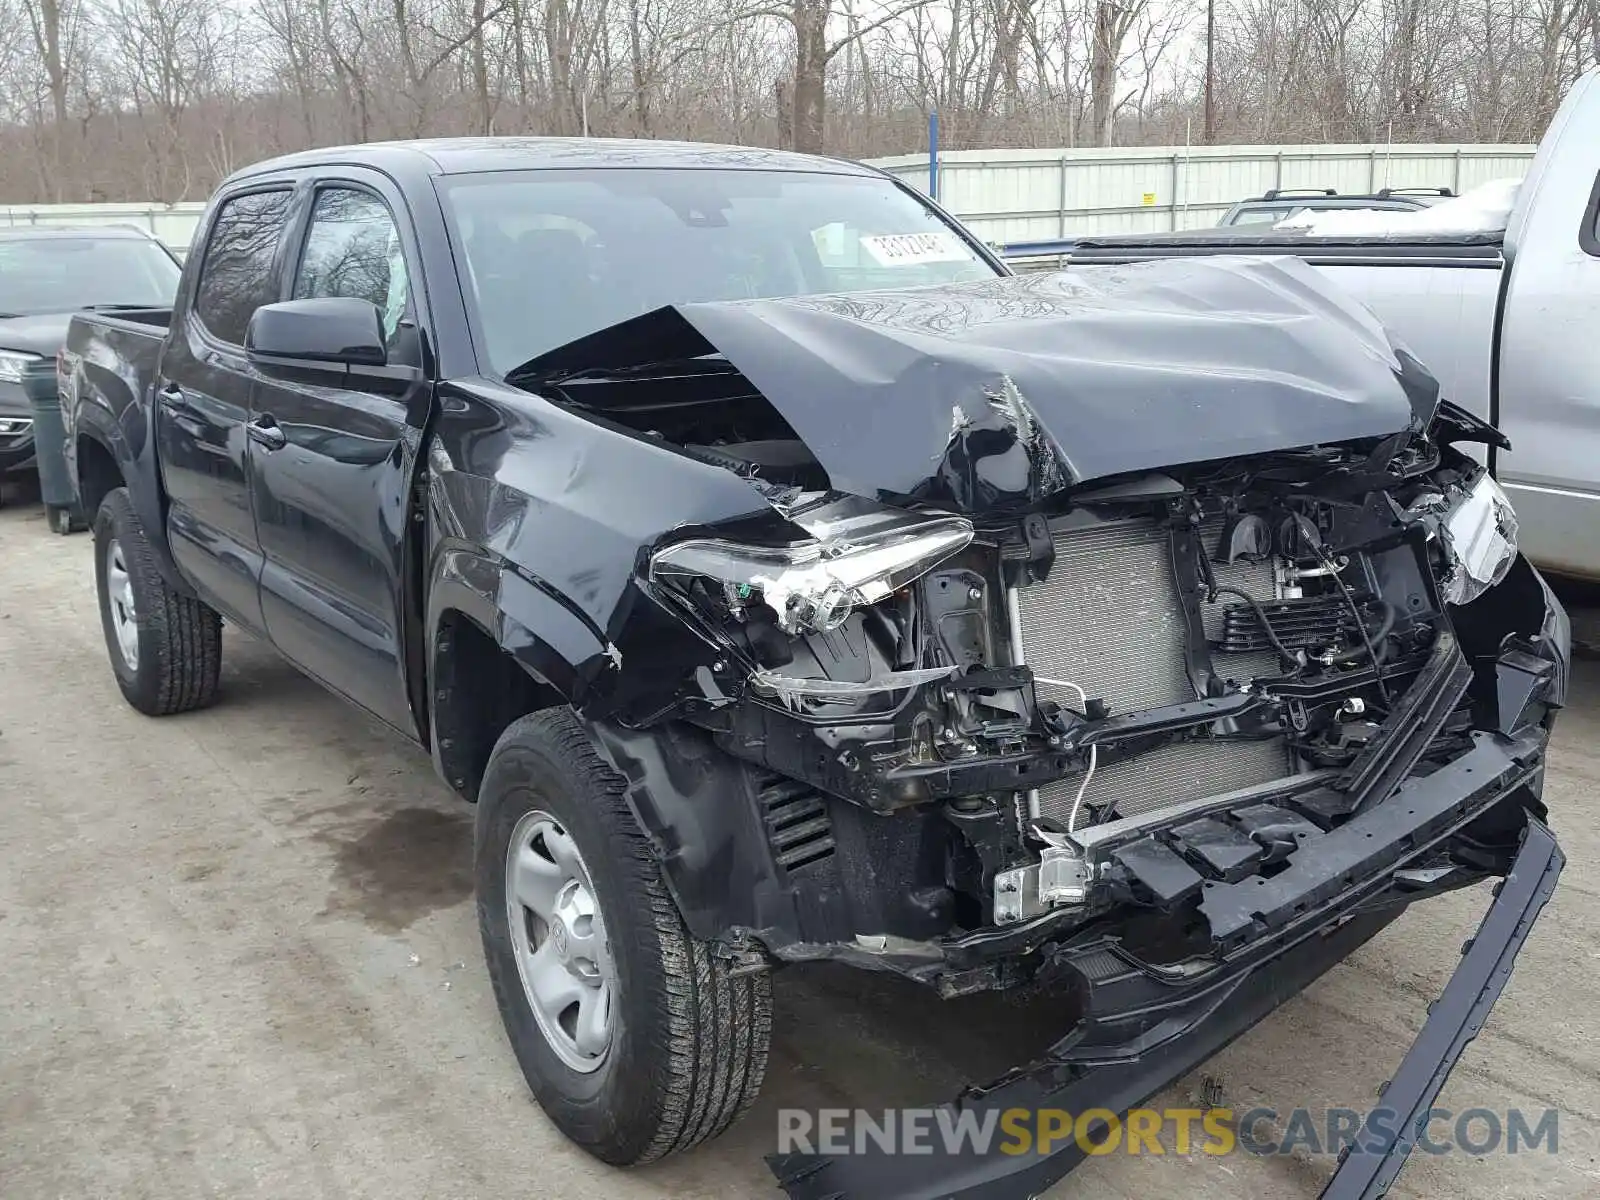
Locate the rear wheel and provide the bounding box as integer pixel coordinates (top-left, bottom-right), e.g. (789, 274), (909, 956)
(49, 503), (86, 535)
(476, 708), (771, 1165)
(93, 487), (222, 715)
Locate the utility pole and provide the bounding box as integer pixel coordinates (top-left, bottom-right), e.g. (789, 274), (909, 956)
(1204, 0), (1217, 144)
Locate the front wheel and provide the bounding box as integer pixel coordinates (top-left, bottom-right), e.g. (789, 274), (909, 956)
(476, 709), (771, 1165)
(93, 487), (222, 715)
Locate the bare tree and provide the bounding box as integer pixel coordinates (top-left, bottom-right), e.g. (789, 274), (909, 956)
(1, 0), (1598, 204)
(1088, 1), (1146, 145)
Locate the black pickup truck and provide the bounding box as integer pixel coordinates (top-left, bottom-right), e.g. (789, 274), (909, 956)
(63, 139), (1569, 1199)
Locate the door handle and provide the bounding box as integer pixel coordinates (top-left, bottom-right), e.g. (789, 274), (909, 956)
(247, 414), (287, 451)
(157, 383), (204, 437)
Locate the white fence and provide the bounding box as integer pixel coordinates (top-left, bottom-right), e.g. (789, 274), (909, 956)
(0, 201), (207, 253)
(866, 143), (1539, 244)
(0, 141), (1540, 251)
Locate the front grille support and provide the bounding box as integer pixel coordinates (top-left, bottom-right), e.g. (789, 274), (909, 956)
(1004, 581), (1042, 822)
(1169, 522), (1220, 700)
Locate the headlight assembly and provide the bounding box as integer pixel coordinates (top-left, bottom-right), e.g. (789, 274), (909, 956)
(1428, 472), (1519, 606)
(0, 351), (41, 385)
(650, 501), (974, 636)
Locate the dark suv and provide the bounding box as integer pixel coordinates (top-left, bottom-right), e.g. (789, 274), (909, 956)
(1219, 186), (1455, 227)
(0, 226), (181, 501)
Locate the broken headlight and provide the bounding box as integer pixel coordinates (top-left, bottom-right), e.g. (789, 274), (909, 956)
(1429, 472), (1519, 606)
(0, 351), (40, 385)
(650, 502), (974, 635)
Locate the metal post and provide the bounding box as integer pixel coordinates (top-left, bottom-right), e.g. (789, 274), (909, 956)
(1170, 154), (1180, 231)
(928, 111), (939, 200)
(1368, 147), (1378, 192)
(1453, 148), (1463, 195)
(1203, 0), (1216, 144)
(1058, 156), (1068, 238)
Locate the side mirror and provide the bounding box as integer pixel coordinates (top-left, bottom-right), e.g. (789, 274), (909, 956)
(247, 297), (387, 369)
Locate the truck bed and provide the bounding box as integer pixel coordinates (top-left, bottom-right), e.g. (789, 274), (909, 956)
(80, 306), (174, 333)
(64, 307), (172, 452)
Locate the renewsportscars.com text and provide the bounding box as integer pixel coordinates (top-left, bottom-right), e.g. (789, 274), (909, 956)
(776, 1106), (1559, 1159)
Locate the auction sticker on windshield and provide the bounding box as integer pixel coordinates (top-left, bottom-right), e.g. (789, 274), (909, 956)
(860, 231), (972, 265)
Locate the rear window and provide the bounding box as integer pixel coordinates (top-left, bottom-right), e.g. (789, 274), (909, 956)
(1227, 207), (1290, 227)
(439, 168), (997, 374)
(0, 236), (180, 318)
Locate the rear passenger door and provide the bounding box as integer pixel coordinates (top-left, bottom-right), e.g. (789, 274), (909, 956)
(157, 187), (293, 632)
(248, 179), (430, 736)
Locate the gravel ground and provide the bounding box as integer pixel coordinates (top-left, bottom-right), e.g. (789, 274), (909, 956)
(2, 492), (1598, 1199)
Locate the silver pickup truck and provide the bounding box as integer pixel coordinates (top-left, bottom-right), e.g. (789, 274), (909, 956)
(1034, 68), (1600, 581)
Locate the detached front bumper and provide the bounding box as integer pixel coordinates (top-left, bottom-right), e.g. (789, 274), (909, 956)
(770, 611), (1567, 1200)
(771, 813), (1562, 1200)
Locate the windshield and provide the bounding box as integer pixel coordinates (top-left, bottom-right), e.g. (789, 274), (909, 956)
(0, 237), (180, 317)
(439, 168), (998, 374)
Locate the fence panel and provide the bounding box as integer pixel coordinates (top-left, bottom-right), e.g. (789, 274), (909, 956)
(0, 202), (208, 253)
(866, 144), (1538, 243)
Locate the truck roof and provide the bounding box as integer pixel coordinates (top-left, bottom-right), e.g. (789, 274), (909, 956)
(229, 137), (883, 185)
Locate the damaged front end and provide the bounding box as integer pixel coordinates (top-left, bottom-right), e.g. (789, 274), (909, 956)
(649, 443), (1564, 1200)
(513, 261), (1566, 1199)
(628, 430), (1562, 964)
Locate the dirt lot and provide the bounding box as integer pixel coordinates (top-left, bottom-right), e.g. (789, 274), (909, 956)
(2, 494), (1599, 1199)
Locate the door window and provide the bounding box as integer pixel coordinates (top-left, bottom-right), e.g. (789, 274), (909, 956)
(193, 189), (292, 345)
(293, 188), (411, 342)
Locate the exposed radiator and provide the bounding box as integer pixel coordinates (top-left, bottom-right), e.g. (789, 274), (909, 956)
(1016, 517), (1294, 824)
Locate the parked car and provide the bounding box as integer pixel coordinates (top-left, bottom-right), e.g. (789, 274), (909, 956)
(0, 226), (181, 507)
(1218, 186), (1453, 227)
(1058, 68), (1600, 585)
(63, 139), (1566, 1200)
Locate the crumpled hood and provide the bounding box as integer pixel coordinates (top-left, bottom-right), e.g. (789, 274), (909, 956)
(515, 256), (1440, 512)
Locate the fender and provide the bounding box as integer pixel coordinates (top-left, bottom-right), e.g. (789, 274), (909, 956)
(424, 378), (779, 725)
(71, 391), (192, 596)
(424, 540), (613, 705)
(420, 380), (829, 935)
(425, 538), (633, 799)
